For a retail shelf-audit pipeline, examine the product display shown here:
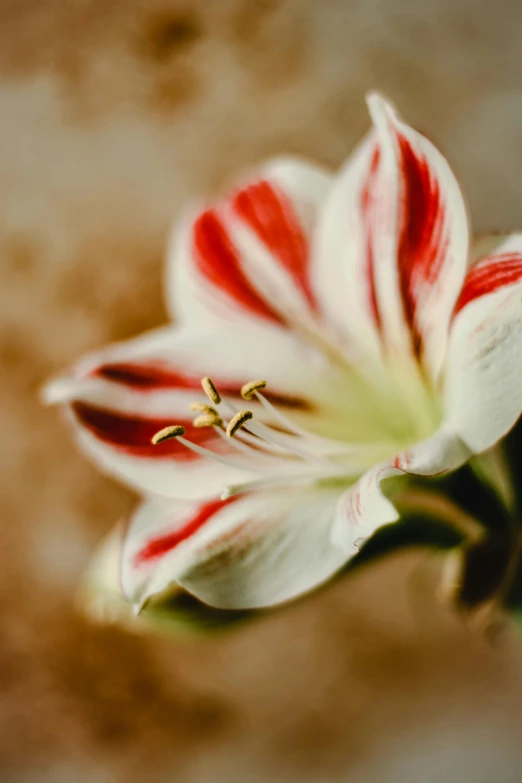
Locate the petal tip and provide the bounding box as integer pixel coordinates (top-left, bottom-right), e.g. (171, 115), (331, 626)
(365, 91), (398, 129)
(132, 601), (143, 617)
(40, 376), (97, 406)
(40, 377), (72, 406)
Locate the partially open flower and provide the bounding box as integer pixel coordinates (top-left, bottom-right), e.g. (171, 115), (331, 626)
(44, 94), (522, 611)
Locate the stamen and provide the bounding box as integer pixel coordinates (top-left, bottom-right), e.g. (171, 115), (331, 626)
(226, 410), (253, 438)
(193, 413), (224, 428)
(151, 425), (186, 444)
(241, 379), (267, 400)
(152, 375), (340, 480)
(152, 418), (274, 474)
(201, 377), (221, 405)
(239, 414), (332, 467)
(175, 435), (267, 473)
(233, 427), (289, 456)
(149, 411), (291, 477)
(254, 391), (314, 440)
(216, 387), (333, 467)
(213, 424), (264, 457)
(190, 402), (219, 415)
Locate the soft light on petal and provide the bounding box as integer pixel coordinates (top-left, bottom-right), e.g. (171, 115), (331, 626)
(122, 489), (347, 610)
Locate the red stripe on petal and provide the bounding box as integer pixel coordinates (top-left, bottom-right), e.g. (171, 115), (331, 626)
(232, 180), (317, 309)
(71, 402), (215, 460)
(93, 363), (204, 390)
(193, 209), (284, 324)
(361, 146), (383, 331)
(134, 497), (238, 564)
(91, 363), (241, 396)
(454, 254), (522, 314)
(397, 134), (446, 356)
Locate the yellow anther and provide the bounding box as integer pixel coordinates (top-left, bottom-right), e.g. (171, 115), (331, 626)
(226, 410), (253, 438)
(241, 379), (267, 400)
(201, 377), (221, 405)
(190, 402), (219, 415)
(193, 413), (224, 428)
(151, 425), (186, 444)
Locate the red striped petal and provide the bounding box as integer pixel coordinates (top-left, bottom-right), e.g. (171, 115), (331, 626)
(169, 160), (331, 331)
(134, 497), (238, 564)
(123, 488), (347, 609)
(455, 253), (522, 315)
(314, 95), (468, 383)
(46, 323), (345, 499)
(232, 180), (317, 309)
(193, 209), (284, 324)
(444, 238), (522, 454)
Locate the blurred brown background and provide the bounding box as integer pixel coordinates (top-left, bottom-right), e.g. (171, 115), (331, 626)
(2, 0), (522, 780)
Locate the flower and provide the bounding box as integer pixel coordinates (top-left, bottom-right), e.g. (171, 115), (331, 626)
(44, 93), (522, 611)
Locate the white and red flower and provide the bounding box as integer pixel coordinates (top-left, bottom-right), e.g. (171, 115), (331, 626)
(44, 94), (522, 611)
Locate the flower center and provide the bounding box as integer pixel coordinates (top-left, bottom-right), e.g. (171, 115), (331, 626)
(150, 365), (441, 500)
(150, 376), (376, 498)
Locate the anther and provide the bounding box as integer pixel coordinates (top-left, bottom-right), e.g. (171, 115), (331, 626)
(201, 377), (221, 405)
(193, 413), (224, 428)
(241, 379), (267, 400)
(190, 402), (219, 415)
(151, 425), (186, 444)
(226, 410), (253, 438)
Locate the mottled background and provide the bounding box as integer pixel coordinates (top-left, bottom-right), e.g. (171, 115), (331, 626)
(2, 0), (522, 781)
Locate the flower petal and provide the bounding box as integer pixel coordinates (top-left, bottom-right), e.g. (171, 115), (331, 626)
(78, 525), (136, 625)
(313, 93), (469, 382)
(444, 234), (522, 454)
(167, 158), (332, 330)
(332, 428), (471, 552)
(43, 322), (372, 498)
(122, 488), (347, 610)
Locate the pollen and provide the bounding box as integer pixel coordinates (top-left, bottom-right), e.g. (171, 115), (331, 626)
(193, 412), (224, 428)
(190, 402), (219, 415)
(201, 376), (221, 405)
(241, 379), (267, 400)
(226, 410), (253, 438)
(151, 424), (186, 444)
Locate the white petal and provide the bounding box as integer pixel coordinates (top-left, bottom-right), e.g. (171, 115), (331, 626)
(332, 428), (471, 553)
(122, 488), (347, 610)
(444, 234), (522, 453)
